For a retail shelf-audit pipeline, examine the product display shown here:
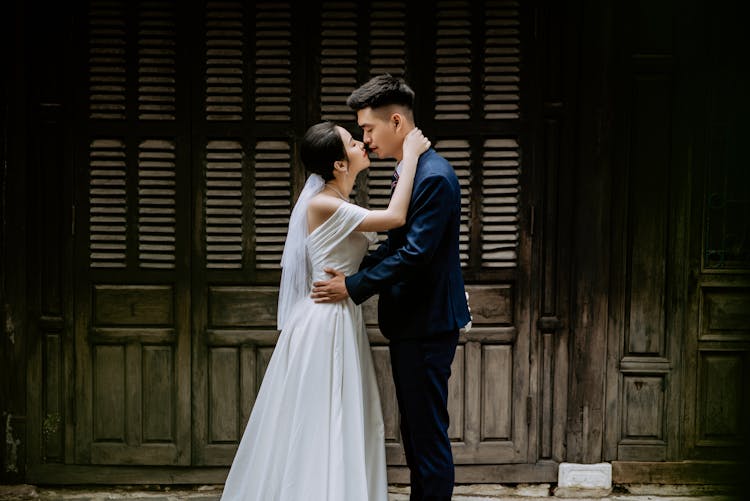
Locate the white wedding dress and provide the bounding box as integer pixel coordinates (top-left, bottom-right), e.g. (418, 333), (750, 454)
(220, 202), (388, 501)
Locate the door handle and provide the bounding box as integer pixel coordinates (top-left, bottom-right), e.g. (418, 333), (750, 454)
(537, 315), (563, 332)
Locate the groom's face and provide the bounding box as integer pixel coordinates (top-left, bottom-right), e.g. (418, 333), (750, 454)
(357, 107), (403, 161)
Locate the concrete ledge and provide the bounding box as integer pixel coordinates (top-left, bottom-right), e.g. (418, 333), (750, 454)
(558, 462), (612, 489)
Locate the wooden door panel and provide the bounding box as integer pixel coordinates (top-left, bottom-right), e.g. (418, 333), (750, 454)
(481, 345), (513, 440)
(200, 343), (272, 465)
(92, 345), (125, 442)
(142, 346), (175, 442)
(697, 352), (746, 446)
(74, 0), (192, 468)
(93, 286), (174, 325)
(371, 346), (400, 451)
(364, 284), (528, 465)
(196, 285), (277, 465)
(447, 346), (466, 442)
(84, 284), (188, 465)
(688, 287), (750, 459)
(208, 348), (240, 443)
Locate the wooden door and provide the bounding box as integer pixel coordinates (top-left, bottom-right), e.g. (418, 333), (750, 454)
(682, 1), (750, 460)
(69, 0), (549, 475)
(189, 0), (539, 473)
(73, 0), (192, 465)
(603, 0), (750, 465)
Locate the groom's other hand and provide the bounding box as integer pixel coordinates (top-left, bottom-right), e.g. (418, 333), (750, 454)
(311, 268), (350, 303)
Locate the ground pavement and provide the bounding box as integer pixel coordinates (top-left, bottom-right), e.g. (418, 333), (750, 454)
(0, 483), (741, 501)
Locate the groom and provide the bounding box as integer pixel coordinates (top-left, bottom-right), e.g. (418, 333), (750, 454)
(312, 74), (471, 501)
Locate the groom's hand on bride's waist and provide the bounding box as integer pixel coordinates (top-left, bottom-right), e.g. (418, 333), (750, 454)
(311, 268), (350, 303)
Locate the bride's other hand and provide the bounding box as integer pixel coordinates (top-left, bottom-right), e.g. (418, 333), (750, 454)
(402, 128), (430, 159)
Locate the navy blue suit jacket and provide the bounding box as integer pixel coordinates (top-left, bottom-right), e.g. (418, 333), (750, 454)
(345, 148), (471, 340)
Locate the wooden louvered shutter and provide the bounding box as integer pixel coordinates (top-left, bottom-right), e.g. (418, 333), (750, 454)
(317, 0), (410, 232)
(315, 0), (413, 462)
(309, 1), (529, 466)
(432, 0), (521, 277)
(193, 1), (300, 465)
(89, 139), (127, 268)
(361, 1), (408, 216)
(319, 1), (359, 122)
(205, 140), (244, 269)
(74, 0), (533, 473)
(200, 1), (294, 275)
(76, 0), (190, 466)
(138, 140), (177, 268)
(429, 0), (529, 465)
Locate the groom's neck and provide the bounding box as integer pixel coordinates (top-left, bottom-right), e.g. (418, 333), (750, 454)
(393, 124), (415, 162)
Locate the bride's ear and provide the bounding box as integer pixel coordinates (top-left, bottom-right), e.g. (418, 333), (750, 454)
(334, 160), (348, 173)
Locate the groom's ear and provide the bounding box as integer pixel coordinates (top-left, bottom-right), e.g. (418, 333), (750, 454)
(391, 113), (403, 133)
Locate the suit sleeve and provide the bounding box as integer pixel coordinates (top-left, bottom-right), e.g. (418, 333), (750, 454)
(345, 175), (453, 305)
(358, 237), (390, 271)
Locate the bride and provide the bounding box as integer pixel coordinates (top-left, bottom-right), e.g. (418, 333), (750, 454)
(219, 122), (430, 501)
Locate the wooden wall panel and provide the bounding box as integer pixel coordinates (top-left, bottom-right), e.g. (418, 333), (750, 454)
(209, 348), (239, 443)
(625, 75), (670, 357)
(142, 346), (174, 442)
(20, 0), (75, 476)
(94, 285), (174, 326)
(447, 346), (465, 442)
(43, 333), (64, 462)
(622, 376), (664, 441)
(481, 345), (512, 440)
(604, 0), (680, 463)
(371, 347), (399, 445)
(701, 289), (750, 340)
(697, 353), (746, 445)
(92, 345), (126, 442)
(530, 0), (572, 466)
(681, 0), (750, 463)
(208, 286), (277, 326)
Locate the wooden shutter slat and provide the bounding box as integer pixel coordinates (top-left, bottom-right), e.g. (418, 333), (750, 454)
(254, 3), (292, 120)
(90, 139), (128, 268)
(205, 2), (244, 121)
(483, 1), (521, 119)
(138, 140), (176, 269)
(206, 140), (244, 269)
(369, 1), (406, 78)
(89, 1), (127, 120)
(320, 2), (358, 121)
(136, 3), (176, 120)
(253, 141), (291, 270)
(481, 138), (519, 268)
(434, 1), (472, 120)
(435, 140), (472, 267)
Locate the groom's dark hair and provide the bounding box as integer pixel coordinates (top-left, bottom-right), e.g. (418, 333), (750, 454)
(346, 74), (415, 111)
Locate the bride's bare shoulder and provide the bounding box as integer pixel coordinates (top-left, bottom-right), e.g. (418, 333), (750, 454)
(307, 194), (344, 232)
(308, 193), (343, 215)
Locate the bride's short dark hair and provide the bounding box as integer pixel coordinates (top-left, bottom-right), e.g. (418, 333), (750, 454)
(300, 122), (345, 182)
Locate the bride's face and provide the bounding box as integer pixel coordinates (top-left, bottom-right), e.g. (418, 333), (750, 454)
(336, 126), (371, 174)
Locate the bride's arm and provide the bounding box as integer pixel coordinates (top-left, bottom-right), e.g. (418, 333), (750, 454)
(355, 128), (430, 232)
